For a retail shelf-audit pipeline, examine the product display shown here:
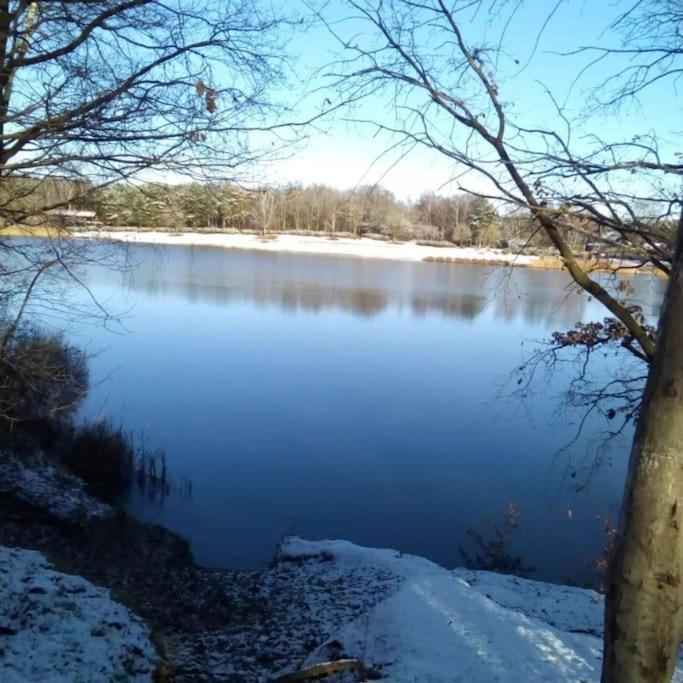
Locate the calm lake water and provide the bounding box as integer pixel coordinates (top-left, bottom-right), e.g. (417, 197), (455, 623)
(70, 242), (665, 586)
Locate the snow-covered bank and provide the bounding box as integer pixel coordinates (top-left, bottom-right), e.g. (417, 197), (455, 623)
(274, 538), (683, 683)
(0, 546), (157, 682)
(2, 445), (679, 683)
(81, 230), (541, 266)
(0, 450), (111, 523)
(2, 524), (682, 681)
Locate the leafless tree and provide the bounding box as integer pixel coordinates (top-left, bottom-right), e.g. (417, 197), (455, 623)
(322, 0), (675, 351)
(251, 188), (276, 237)
(0, 0), (297, 432)
(602, 211), (683, 683)
(0, 1), (299, 220)
(319, 0), (678, 432)
(321, 1), (682, 680)
(569, 0), (683, 110)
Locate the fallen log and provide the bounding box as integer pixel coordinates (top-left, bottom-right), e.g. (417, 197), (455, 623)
(272, 658), (379, 681)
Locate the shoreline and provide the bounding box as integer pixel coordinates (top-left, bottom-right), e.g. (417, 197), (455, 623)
(3, 449), (682, 682)
(79, 230), (660, 275)
(2, 225), (656, 274)
(81, 229), (542, 267)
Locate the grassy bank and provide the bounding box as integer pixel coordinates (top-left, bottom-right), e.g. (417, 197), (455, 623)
(0, 224), (70, 238)
(4, 224), (661, 275)
(425, 253), (662, 276)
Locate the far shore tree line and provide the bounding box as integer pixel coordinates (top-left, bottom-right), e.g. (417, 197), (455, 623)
(11, 177), (677, 254)
(92, 182), (516, 246)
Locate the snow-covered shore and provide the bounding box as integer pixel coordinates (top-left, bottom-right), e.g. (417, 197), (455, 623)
(273, 538), (683, 683)
(2, 445), (680, 681)
(81, 230), (542, 266)
(0, 450), (111, 524)
(0, 546), (157, 682)
(3, 532), (683, 681)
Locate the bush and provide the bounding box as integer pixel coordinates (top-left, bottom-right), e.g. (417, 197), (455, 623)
(415, 239), (456, 248)
(459, 503), (534, 577)
(0, 324), (88, 449)
(59, 421), (172, 504)
(59, 421), (134, 503)
(0, 324), (173, 504)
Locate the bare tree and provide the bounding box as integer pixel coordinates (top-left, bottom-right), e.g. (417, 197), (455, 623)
(0, 0), (295, 433)
(323, 0), (675, 356)
(0, 1), (293, 219)
(322, 2), (682, 681)
(602, 208), (683, 683)
(252, 188), (276, 237)
(569, 0), (683, 110)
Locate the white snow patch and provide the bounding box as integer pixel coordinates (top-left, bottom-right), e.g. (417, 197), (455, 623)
(280, 538), (683, 683)
(452, 569), (603, 635)
(0, 545), (156, 682)
(81, 230), (540, 266)
(0, 451), (111, 522)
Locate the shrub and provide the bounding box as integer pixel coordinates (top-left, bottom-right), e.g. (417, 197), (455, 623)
(59, 421), (134, 503)
(59, 421), (173, 504)
(459, 503), (534, 577)
(0, 323), (175, 505)
(415, 239), (456, 248)
(0, 324), (88, 449)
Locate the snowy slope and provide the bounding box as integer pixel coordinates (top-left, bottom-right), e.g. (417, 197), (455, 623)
(1, 530), (680, 682)
(0, 546), (156, 682)
(280, 538), (683, 683)
(0, 450), (111, 522)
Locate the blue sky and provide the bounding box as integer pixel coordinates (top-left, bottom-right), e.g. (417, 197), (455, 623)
(258, 0), (680, 202)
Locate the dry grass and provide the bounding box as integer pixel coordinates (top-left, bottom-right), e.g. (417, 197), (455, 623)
(0, 224), (70, 238)
(425, 253), (663, 276)
(424, 255), (536, 267)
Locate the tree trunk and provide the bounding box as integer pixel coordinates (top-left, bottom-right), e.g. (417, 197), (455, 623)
(602, 210), (683, 683)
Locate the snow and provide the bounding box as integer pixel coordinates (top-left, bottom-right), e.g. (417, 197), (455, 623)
(278, 538), (683, 683)
(1, 527), (680, 681)
(81, 230), (540, 266)
(0, 545), (157, 682)
(452, 569), (602, 635)
(171, 545), (402, 680)
(0, 450), (111, 523)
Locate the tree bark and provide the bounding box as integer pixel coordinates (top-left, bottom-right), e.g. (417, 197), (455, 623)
(602, 210), (683, 683)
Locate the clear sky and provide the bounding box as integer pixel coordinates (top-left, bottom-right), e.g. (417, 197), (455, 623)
(257, 0), (679, 202)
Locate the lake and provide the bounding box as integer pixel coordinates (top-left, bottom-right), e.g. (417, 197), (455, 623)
(70, 242), (666, 586)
